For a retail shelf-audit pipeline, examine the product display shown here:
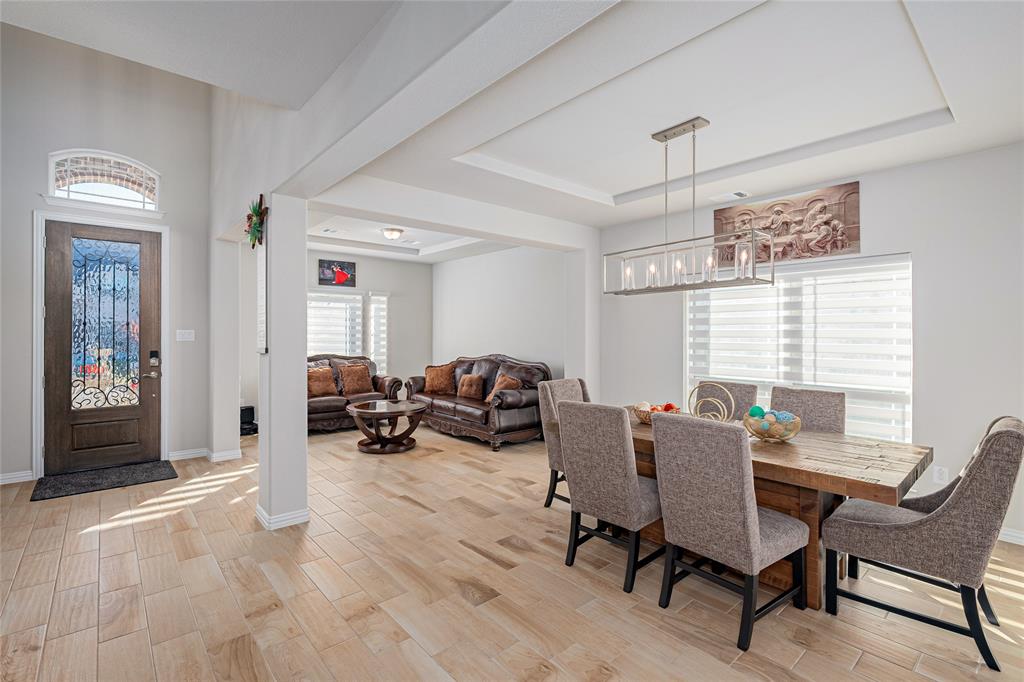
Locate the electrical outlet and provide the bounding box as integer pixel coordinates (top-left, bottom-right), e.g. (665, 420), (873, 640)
(932, 466), (949, 484)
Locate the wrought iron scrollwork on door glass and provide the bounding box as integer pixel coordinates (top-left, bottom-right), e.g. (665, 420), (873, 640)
(71, 237), (141, 409)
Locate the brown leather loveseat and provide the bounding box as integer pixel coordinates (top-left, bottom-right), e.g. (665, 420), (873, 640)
(405, 354), (551, 450)
(307, 354), (402, 432)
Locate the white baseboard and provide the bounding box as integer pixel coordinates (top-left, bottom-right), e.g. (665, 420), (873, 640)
(167, 448), (210, 461)
(256, 504), (310, 530)
(0, 471), (36, 486)
(999, 528), (1024, 545)
(209, 449), (241, 463)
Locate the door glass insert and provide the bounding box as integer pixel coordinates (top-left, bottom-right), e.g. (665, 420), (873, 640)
(71, 237), (141, 409)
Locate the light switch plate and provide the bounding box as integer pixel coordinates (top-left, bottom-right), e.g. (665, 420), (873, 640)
(176, 329), (195, 342)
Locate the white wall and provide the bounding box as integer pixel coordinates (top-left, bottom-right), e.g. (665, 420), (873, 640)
(303, 251), (433, 382)
(600, 142), (1024, 536)
(1, 25), (212, 474)
(432, 247), (567, 378)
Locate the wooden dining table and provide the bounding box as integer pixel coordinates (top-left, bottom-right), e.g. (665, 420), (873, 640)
(629, 414), (933, 609)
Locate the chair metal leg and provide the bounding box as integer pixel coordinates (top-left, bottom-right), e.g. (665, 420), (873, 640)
(544, 469), (559, 508)
(565, 511), (581, 567)
(961, 585), (999, 671)
(977, 584), (999, 626)
(737, 574), (757, 651)
(791, 548), (807, 610)
(659, 544), (677, 608)
(825, 548), (838, 615)
(848, 555), (859, 580)
(623, 530), (641, 593)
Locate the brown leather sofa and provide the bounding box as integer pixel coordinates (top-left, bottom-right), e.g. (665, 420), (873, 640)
(405, 354), (551, 450)
(307, 354), (402, 432)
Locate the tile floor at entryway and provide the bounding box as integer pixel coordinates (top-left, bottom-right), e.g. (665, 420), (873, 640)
(1, 427), (1021, 681)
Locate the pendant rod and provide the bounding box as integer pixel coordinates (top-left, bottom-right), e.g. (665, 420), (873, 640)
(663, 142), (669, 246)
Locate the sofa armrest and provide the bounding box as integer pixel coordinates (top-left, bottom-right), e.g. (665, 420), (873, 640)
(491, 388), (539, 410)
(406, 376), (426, 398)
(374, 375), (402, 399)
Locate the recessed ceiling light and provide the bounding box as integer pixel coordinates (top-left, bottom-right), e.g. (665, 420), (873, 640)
(381, 227), (404, 240)
(708, 190), (750, 203)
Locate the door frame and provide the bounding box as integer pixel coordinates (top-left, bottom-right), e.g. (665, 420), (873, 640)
(32, 209), (171, 478)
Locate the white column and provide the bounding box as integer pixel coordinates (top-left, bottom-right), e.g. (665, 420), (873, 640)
(208, 238), (242, 462)
(256, 193), (309, 530)
(563, 234), (601, 399)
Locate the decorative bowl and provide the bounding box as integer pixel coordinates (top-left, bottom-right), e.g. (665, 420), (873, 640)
(633, 405), (681, 425)
(743, 413), (802, 443)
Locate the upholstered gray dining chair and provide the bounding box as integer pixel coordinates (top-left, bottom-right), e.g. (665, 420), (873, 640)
(823, 416), (1024, 671)
(537, 378), (590, 508)
(558, 401), (664, 592)
(695, 380), (758, 420)
(652, 413), (808, 651)
(770, 386), (846, 432)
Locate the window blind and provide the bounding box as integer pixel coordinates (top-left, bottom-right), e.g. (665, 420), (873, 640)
(687, 255), (912, 441)
(369, 294), (388, 374)
(307, 292), (363, 356)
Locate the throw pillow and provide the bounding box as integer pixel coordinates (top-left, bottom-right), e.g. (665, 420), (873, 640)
(307, 367), (337, 399)
(486, 374), (523, 404)
(424, 362), (456, 394)
(339, 363), (374, 396)
(457, 374), (485, 400)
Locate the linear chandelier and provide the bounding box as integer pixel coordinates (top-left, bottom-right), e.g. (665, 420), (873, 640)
(603, 116), (774, 295)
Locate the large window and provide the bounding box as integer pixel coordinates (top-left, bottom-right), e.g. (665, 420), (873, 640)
(50, 150), (160, 211)
(687, 255), (912, 441)
(307, 291), (388, 372)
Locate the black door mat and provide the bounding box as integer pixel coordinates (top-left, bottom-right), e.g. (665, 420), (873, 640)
(30, 460), (178, 501)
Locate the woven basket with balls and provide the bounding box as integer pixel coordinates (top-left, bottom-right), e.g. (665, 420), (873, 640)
(742, 405), (801, 443)
(632, 401), (681, 425)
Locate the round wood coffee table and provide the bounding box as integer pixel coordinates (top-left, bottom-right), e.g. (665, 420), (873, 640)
(346, 400), (428, 454)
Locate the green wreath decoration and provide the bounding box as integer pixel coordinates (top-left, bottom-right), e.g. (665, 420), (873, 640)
(246, 194), (268, 249)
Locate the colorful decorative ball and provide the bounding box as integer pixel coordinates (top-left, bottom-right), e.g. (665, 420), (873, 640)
(749, 405), (765, 418)
(761, 421), (770, 431)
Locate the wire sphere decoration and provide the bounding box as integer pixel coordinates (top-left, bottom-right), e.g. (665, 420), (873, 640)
(686, 382), (736, 421)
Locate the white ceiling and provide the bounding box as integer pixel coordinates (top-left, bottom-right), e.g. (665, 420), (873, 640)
(306, 213), (512, 264)
(338, 0), (1022, 230)
(0, 1), (394, 108)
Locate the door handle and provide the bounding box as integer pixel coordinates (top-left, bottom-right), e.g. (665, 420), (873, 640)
(142, 371), (160, 379)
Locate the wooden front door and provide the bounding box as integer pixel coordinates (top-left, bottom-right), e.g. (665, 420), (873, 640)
(44, 221), (162, 475)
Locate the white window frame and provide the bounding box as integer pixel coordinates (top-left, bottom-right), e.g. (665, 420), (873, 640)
(306, 288), (389, 372)
(685, 253), (913, 441)
(43, 149), (166, 219)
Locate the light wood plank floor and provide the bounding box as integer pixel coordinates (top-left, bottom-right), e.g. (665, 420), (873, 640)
(1, 427), (1021, 681)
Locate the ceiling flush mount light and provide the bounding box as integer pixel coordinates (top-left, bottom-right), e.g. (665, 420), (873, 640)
(603, 117), (774, 295)
(381, 227), (404, 240)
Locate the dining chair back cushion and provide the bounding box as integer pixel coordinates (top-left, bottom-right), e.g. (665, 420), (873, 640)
(538, 379), (590, 471)
(770, 386), (846, 432)
(696, 381), (758, 420)
(824, 416), (1023, 588)
(651, 414), (762, 574)
(559, 401), (659, 531)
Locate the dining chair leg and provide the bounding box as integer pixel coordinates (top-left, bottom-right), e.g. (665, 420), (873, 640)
(565, 511), (581, 567)
(544, 469), (559, 508)
(848, 555), (859, 579)
(737, 574), (758, 651)
(659, 544), (677, 608)
(791, 548), (807, 610)
(825, 548), (838, 615)
(961, 585), (999, 671)
(977, 584), (999, 626)
(623, 530), (641, 593)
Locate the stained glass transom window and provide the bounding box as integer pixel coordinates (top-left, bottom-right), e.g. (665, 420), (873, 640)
(71, 238), (141, 409)
(52, 153), (158, 211)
